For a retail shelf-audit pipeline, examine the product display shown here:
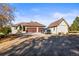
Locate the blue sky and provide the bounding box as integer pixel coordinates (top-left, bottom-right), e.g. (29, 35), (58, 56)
(11, 3), (79, 26)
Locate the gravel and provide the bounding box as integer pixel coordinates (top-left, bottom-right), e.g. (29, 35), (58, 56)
(0, 35), (79, 56)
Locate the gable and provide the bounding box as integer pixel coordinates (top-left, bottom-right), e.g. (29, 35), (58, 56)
(58, 21), (68, 26)
(48, 18), (69, 28)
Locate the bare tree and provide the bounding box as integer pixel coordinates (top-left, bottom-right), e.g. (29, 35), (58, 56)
(0, 4), (14, 29)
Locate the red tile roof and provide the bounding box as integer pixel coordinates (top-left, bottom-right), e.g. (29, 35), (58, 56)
(48, 18), (69, 28)
(16, 21), (45, 27)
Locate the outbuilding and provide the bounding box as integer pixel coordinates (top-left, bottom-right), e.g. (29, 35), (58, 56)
(48, 18), (69, 35)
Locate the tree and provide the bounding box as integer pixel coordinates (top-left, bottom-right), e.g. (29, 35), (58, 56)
(0, 15), (7, 28)
(0, 4), (14, 29)
(70, 16), (79, 31)
(0, 26), (11, 35)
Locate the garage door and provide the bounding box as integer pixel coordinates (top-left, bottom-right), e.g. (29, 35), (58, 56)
(27, 28), (37, 33)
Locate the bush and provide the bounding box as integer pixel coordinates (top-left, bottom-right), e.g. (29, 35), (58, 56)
(69, 31), (79, 33)
(0, 27), (11, 35)
(0, 32), (5, 38)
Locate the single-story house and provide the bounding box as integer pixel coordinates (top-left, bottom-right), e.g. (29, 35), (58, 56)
(48, 18), (69, 35)
(11, 21), (45, 34)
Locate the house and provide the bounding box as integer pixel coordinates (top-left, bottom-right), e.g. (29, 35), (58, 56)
(11, 21), (45, 34)
(48, 18), (69, 35)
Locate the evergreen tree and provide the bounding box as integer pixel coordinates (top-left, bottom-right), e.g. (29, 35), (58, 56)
(70, 16), (79, 31)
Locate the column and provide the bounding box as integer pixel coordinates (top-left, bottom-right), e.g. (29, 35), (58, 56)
(36, 27), (39, 32)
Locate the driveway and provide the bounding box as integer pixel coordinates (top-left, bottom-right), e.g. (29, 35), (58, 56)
(0, 33), (51, 55)
(0, 34), (79, 56)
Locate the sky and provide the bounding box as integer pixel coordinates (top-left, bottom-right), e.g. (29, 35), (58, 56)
(10, 3), (79, 26)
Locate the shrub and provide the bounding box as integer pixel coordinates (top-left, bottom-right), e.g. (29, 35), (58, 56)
(0, 27), (11, 35)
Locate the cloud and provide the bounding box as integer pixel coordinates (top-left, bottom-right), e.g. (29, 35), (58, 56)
(53, 11), (79, 19)
(52, 10), (79, 25)
(13, 11), (32, 24)
(14, 12), (45, 25)
(14, 9), (79, 26)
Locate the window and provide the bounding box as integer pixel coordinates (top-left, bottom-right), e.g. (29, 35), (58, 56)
(53, 27), (55, 31)
(15, 26), (18, 29)
(23, 26), (25, 31)
(19, 25), (22, 30)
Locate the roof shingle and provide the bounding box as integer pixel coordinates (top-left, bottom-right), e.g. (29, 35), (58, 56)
(16, 21), (45, 27)
(48, 18), (68, 28)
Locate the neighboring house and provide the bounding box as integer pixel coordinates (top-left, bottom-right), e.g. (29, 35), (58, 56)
(11, 21), (45, 34)
(48, 18), (69, 35)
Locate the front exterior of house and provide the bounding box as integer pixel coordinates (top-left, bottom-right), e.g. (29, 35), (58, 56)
(11, 21), (45, 34)
(48, 18), (69, 35)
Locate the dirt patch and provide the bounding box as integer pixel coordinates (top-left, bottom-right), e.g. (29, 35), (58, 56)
(0, 34), (79, 56)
